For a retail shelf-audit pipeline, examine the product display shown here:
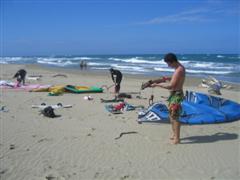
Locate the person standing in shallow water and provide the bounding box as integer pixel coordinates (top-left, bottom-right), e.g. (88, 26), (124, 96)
(80, 61), (88, 70)
(149, 53), (185, 144)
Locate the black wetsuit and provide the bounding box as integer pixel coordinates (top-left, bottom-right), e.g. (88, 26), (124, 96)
(110, 69), (122, 93)
(13, 69), (27, 85)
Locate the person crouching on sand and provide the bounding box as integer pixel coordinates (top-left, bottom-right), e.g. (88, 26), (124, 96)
(109, 68), (122, 98)
(149, 53), (185, 144)
(13, 69), (27, 87)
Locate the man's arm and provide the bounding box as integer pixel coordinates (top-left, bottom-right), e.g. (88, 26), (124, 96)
(151, 76), (171, 84)
(154, 68), (184, 90)
(13, 72), (19, 78)
(141, 76), (171, 90)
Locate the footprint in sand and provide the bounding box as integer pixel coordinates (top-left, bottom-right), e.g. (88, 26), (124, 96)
(9, 144), (15, 150)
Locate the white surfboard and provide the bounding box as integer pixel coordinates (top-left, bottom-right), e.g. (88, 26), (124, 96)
(32, 103), (73, 109)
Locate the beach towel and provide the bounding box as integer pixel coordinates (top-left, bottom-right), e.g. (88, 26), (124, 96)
(100, 98), (124, 103)
(0, 81), (51, 91)
(105, 104), (123, 114)
(105, 102), (144, 114)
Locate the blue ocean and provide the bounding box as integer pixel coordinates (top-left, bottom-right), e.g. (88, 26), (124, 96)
(1, 54), (240, 83)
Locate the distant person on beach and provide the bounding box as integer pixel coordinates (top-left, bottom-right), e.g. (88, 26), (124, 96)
(148, 53), (185, 144)
(13, 69), (27, 86)
(80, 60), (88, 70)
(109, 68), (122, 97)
(80, 61), (84, 70)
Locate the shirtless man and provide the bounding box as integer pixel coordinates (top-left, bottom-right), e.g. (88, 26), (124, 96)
(149, 53), (185, 144)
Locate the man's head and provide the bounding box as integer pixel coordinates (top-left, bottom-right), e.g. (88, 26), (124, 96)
(164, 53), (178, 63)
(164, 53), (178, 67)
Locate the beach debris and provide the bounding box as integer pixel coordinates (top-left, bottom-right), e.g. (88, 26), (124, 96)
(120, 175), (130, 180)
(0, 106), (9, 112)
(0, 80), (15, 88)
(32, 103), (73, 109)
(141, 80), (153, 90)
(0, 169), (8, 175)
(105, 104), (123, 114)
(149, 94), (154, 105)
(83, 95), (93, 100)
(115, 131), (138, 140)
(101, 84), (115, 91)
(40, 106), (59, 118)
(52, 73), (68, 78)
(45, 174), (56, 180)
(9, 144), (15, 150)
(117, 93), (132, 99)
(200, 76), (233, 95)
(105, 102), (144, 114)
(27, 75), (42, 81)
(100, 98), (124, 103)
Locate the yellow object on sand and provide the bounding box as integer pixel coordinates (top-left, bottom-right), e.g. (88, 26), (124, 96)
(30, 85), (65, 94)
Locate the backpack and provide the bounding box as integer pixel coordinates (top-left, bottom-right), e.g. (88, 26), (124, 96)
(41, 106), (57, 118)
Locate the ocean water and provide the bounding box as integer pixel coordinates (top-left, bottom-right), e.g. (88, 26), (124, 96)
(1, 54), (240, 83)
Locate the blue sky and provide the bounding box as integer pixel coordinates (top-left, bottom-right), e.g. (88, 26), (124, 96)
(1, 0), (239, 56)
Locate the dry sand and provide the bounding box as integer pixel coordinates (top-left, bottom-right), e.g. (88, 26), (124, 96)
(0, 64), (239, 180)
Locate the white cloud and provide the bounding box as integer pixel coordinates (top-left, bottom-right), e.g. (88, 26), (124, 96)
(138, 7), (236, 25)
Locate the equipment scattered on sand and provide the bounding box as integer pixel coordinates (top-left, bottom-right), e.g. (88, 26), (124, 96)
(115, 131), (138, 140)
(138, 91), (240, 124)
(105, 102), (144, 114)
(101, 84), (115, 91)
(199, 76), (233, 95)
(100, 98), (124, 103)
(141, 80), (153, 90)
(64, 85), (103, 93)
(32, 103), (73, 109)
(40, 106), (59, 118)
(26, 75), (42, 81)
(0, 106), (9, 112)
(52, 74), (68, 78)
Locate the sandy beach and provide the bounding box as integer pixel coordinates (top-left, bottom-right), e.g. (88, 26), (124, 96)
(0, 64), (239, 180)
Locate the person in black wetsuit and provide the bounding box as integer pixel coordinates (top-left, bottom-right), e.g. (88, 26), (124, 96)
(109, 68), (122, 96)
(13, 69), (27, 86)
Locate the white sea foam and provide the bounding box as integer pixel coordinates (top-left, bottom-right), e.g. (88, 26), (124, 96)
(0, 55), (239, 83)
(155, 67), (232, 74)
(0, 61), (8, 64)
(74, 57), (99, 60)
(1, 57), (24, 62)
(88, 62), (109, 66)
(91, 67), (109, 70)
(112, 65), (148, 72)
(186, 69), (231, 74)
(190, 62), (215, 68)
(109, 58), (123, 61)
(154, 67), (174, 72)
(217, 55), (224, 58)
(37, 60), (78, 66)
(122, 58), (164, 64)
(109, 57), (165, 65)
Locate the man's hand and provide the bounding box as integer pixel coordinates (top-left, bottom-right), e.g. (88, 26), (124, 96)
(141, 80), (153, 90)
(149, 83), (158, 88)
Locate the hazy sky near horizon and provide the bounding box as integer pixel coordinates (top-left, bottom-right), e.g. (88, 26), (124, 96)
(1, 0), (239, 56)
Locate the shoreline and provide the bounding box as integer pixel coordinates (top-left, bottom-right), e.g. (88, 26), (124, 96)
(26, 64), (240, 91)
